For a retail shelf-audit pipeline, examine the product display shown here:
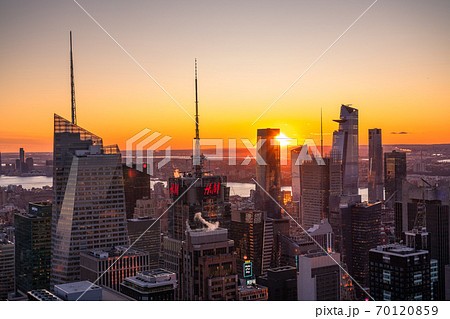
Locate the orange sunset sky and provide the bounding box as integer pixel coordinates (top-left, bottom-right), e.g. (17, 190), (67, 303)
(1, 0), (449, 153)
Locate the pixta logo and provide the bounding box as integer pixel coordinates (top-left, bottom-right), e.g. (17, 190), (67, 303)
(126, 129), (172, 175)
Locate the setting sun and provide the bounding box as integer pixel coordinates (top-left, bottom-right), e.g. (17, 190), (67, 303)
(276, 132), (294, 147)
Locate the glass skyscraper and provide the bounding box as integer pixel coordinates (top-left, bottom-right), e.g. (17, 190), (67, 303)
(331, 105), (359, 196)
(368, 128), (383, 202)
(51, 114), (129, 284)
(255, 128), (282, 219)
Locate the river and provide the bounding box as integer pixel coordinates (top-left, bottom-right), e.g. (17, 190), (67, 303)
(0, 175), (368, 201)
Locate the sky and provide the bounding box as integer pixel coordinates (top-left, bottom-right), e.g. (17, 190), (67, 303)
(1, 0), (449, 152)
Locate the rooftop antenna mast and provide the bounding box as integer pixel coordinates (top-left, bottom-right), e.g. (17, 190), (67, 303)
(320, 107), (323, 156)
(193, 59), (202, 177)
(70, 31), (77, 125)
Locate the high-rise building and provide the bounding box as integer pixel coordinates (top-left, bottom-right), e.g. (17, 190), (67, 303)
(182, 228), (238, 300)
(167, 174), (231, 241)
(26, 157), (34, 172)
(123, 164), (151, 219)
(127, 217), (161, 269)
(51, 114), (129, 285)
(350, 202), (382, 298)
(384, 150), (407, 204)
(80, 246), (150, 292)
(0, 235), (15, 300)
(368, 128), (383, 202)
(120, 269), (177, 301)
(396, 182), (449, 299)
(369, 244), (435, 301)
(331, 105), (359, 195)
(297, 252), (341, 301)
(298, 158), (331, 229)
(229, 210), (272, 277)
(255, 128), (282, 219)
(19, 147), (25, 173)
(257, 266), (297, 301)
(0, 152), (2, 174)
(14, 202), (52, 293)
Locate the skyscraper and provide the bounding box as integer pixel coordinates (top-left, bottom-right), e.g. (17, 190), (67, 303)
(396, 182), (450, 299)
(123, 164), (151, 219)
(350, 202), (381, 298)
(14, 202), (52, 293)
(255, 128), (282, 219)
(51, 115), (129, 284)
(331, 105), (359, 196)
(297, 252), (341, 301)
(368, 128), (383, 202)
(0, 235), (14, 300)
(256, 266), (297, 301)
(298, 158), (331, 229)
(384, 150), (407, 204)
(229, 210), (272, 277)
(127, 217), (161, 269)
(182, 228), (238, 300)
(369, 244), (434, 301)
(19, 147), (25, 173)
(166, 62), (231, 241)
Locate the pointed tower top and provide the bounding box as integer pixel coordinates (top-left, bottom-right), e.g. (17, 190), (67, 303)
(70, 31), (77, 125)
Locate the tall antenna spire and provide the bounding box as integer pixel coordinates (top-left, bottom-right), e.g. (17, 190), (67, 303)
(193, 59), (202, 177)
(195, 58), (199, 139)
(320, 107), (323, 156)
(70, 31), (77, 125)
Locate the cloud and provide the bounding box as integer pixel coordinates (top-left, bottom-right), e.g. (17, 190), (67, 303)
(391, 131), (408, 135)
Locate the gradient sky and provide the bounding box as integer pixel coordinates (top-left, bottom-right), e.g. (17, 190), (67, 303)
(1, 0), (449, 152)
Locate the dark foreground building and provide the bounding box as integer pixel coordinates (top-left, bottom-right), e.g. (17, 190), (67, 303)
(257, 266), (297, 301)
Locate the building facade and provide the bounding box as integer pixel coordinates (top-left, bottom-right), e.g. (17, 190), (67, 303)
(14, 202), (52, 293)
(51, 115), (129, 284)
(368, 128), (383, 202)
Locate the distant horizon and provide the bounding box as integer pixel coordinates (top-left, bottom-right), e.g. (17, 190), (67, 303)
(1, 143), (450, 155)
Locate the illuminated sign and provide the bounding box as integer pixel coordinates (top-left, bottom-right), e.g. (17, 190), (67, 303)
(169, 182), (179, 196)
(204, 182), (220, 196)
(243, 261), (252, 278)
(247, 279), (256, 285)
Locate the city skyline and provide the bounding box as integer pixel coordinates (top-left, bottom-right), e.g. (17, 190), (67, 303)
(1, 0), (450, 152)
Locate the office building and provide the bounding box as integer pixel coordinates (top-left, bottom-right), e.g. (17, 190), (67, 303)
(331, 105), (359, 195)
(80, 246), (150, 292)
(182, 228), (238, 300)
(14, 202), (52, 293)
(26, 157), (34, 172)
(229, 210), (272, 277)
(168, 174), (231, 241)
(396, 182), (449, 299)
(368, 128), (383, 202)
(123, 164), (151, 219)
(19, 148), (25, 173)
(384, 150), (407, 204)
(298, 158), (331, 229)
(297, 252), (341, 301)
(127, 217), (160, 269)
(0, 235), (15, 300)
(350, 202), (381, 297)
(120, 269), (177, 301)
(51, 114), (129, 284)
(255, 128), (282, 218)
(369, 244), (434, 301)
(257, 266), (297, 301)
